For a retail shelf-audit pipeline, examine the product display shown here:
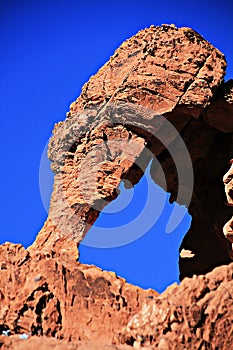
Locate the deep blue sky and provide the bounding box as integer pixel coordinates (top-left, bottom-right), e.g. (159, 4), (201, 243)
(0, 0), (232, 293)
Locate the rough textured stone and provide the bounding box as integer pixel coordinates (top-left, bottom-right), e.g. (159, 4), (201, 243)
(204, 80), (233, 132)
(68, 25), (226, 118)
(0, 243), (232, 349)
(122, 263), (233, 349)
(29, 25), (233, 281)
(1, 24), (233, 349)
(0, 243), (157, 344)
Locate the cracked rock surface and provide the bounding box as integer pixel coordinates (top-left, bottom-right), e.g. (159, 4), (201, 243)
(0, 243), (232, 349)
(0, 243), (156, 348)
(30, 24), (233, 278)
(1, 25), (233, 349)
(122, 262), (233, 349)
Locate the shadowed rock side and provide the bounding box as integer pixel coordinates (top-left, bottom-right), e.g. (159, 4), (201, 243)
(1, 24), (233, 349)
(0, 244), (232, 350)
(29, 24), (233, 279)
(151, 120), (233, 280)
(223, 160), (233, 259)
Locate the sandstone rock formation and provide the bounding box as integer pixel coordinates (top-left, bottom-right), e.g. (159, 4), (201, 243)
(0, 243), (157, 348)
(123, 262), (233, 349)
(1, 24), (233, 349)
(0, 243), (232, 349)
(29, 24), (233, 279)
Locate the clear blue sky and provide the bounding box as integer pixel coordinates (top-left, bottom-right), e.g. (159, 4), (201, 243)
(0, 0), (232, 293)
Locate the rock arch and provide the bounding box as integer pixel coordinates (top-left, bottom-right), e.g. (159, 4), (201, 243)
(30, 24), (233, 280)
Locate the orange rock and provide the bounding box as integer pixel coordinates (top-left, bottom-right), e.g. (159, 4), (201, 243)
(0, 243), (232, 349)
(1, 25), (233, 349)
(33, 26), (232, 281)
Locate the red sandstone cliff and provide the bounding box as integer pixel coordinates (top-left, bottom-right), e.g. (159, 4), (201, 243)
(0, 25), (233, 349)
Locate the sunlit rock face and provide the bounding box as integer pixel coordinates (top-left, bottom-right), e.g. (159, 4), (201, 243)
(0, 244), (232, 349)
(1, 25), (233, 349)
(30, 24), (233, 279)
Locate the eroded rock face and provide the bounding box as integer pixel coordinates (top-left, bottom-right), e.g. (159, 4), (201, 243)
(29, 25), (233, 281)
(122, 262), (233, 349)
(0, 243), (232, 349)
(204, 80), (233, 132)
(0, 243), (156, 347)
(1, 24), (233, 349)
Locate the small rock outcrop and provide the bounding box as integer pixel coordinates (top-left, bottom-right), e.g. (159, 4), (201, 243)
(0, 25), (233, 349)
